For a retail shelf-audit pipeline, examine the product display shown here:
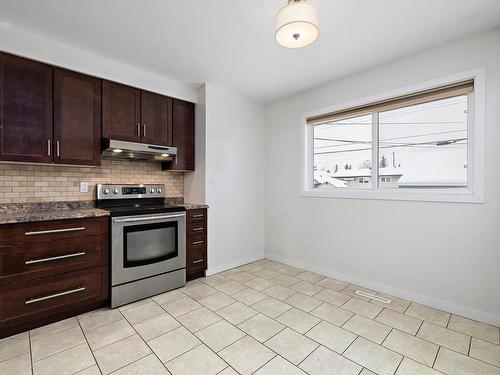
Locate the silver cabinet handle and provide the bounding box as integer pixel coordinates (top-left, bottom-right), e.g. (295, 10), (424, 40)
(192, 214), (204, 218)
(25, 252), (86, 265)
(25, 227), (86, 236)
(56, 141), (60, 157)
(47, 140), (51, 157)
(192, 227), (204, 232)
(143, 124), (146, 137)
(192, 259), (204, 264)
(137, 123), (141, 136)
(192, 240), (204, 245)
(113, 213), (185, 223)
(25, 286), (85, 305)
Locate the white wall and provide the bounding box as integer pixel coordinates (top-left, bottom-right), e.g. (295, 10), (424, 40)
(265, 28), (500, 326)
(204, 84), (267, 273)
(0, 24), (198, 102)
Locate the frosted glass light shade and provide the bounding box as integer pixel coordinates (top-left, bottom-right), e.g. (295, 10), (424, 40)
(275, 1), (319, 48)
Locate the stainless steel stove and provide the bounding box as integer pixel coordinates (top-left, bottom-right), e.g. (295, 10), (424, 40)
(96, 184), (186, 307)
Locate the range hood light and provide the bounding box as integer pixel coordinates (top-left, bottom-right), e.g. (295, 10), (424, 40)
(161, 153), (170, 157)
(113, 149), (123, 153)
(102, 139), (177, 162)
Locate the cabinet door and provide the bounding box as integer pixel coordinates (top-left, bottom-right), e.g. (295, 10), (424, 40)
(164, 99), (195, 171)
(102, 80), (140, 142)
(140, 91), (172, 146)
(54, 68), (101, 166)
(0, 53), (53, 163)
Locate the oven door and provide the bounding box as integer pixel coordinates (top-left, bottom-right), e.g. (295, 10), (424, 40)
(111, 212), (186, 286)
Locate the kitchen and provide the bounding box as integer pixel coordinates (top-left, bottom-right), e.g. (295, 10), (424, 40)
(1, 1), (500, 375)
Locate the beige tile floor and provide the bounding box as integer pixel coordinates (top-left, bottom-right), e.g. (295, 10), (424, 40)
(1, 258), (499, 375)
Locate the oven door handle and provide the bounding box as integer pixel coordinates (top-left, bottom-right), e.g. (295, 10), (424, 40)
(113, 213), (185, 223)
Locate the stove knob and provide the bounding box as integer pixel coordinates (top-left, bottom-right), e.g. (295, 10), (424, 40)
(150, 188), (155, 194)
(102, 188), (110, 195)
(113, 188), (119, 194)
(156, 188), (162, 193)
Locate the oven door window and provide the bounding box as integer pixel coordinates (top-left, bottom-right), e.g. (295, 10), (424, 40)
(123, 221), (178, 267)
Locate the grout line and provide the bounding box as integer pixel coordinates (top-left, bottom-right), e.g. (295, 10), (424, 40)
(415, 319), (425, 337)
(76, 318), (104, 374)
(28, 330), (34, 375)
(432, 346), (441, 368)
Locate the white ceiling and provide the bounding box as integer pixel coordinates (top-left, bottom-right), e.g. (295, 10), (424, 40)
(1, 0), (500, 102)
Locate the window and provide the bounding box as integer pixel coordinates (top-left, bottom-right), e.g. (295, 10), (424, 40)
(303, 71), (485, 203)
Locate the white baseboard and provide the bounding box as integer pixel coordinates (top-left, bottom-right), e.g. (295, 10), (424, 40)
(207, 253), (265, 276)
(266, 252), (500, 327)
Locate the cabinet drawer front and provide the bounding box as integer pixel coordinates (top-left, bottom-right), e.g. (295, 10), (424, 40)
(187, 246), (206, 270)
(187, 209), (206, 223)
(0, 217), (108, 244)
(0, 267), (107, 323)
(187, 234), (206, 250)
(0, 235), (107, 284)
(187, 221), (206, 236)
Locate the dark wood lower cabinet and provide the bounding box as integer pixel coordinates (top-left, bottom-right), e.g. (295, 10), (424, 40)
(186, 208), (207, 281)
(0, 217), (109, 339)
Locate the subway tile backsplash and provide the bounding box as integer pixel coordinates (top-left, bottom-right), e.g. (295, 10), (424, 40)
(0, 159), (183, 203)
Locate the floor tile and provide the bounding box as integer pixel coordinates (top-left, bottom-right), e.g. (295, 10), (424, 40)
(310, 302), (354, 326)
(299, 346), (362, 375)
(148, 326), (200, 363)
(93, 334), (151, 374)
(78, 308), (123, 331)
(343, 314), (391, 344)
(395, 357), (442, 375)
(265, 328), (318, 365)
(74, 365), (101, 375)
(199, 274), (231, 287)
(243, 277), (275, 291)
(341, 299), (383, 320)
(226, 271), (256, 283)
(434, 347), (500, 375)
(306, 321), (357, 353)
(118, 298), (153, 312)
(133, 313), (181, 341)
(448, 315), (500, 344)
(340, 285), (377, 301)
(219, 336), (275, 374)
(218, 367), (239, 375)
(85, 319), (135, 351)
(254, 355), (306, 375)
(252, 297), (292, 318)
(405, 303), (450, 327)
(176, 306), (221, 332)
(260, 260), (285, 270)
(121, 301), (165, 324)
(31, 325), (85, 361)
(382, 329), (438, 367)
(344, 337), (402, 375)
(198, 292), (236, 311)
(469, 337), (500, 367)
(275, 265), (303, 276)
(238, 314), (285, 342)
(314, 288), (351, 307)
(30, 317), (79, 340)
(284, 293), (322, 312)
(161, 296), (201, 317)
(237, 263), (265, 273)
(0, 332), (29, 362)
(253, 268), (281, 280)
(291, 280), (323, 296)
(181, 283), (218, 300)
(370, 292), (411, 313)
(262, 284), (298, 301)
(375, 308), (422, 335)
(112, 354), (169, 375)
(215, 281), (247, 295)
(271, 274), (301, 287)
(217, 302), (258, 325)
(296, 271), (324, 284)
(417, 321), (470, 354)
(166, 344), (227, 375)
(233, 288), (267, 306)
(316, 277), (349, 292)
(151, 289), (186, 306)
(275, 308), (321, 334)
(33, 343), (95, 375)
(0, 353), (32, 375)
(220, 268), (241, 277)
(360, 369), (377, 375)
(195, 320), (245, 352)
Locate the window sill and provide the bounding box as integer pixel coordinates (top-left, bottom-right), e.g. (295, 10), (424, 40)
(301, 188), (484, 204)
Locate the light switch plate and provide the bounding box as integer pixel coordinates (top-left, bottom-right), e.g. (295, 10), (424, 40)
(80, 182), (89, 193)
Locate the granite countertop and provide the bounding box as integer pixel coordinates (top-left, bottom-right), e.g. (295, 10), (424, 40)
(0, 201), (109, 225)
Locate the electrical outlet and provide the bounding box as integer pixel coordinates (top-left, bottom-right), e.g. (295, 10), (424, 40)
(80, 182), (89, 193)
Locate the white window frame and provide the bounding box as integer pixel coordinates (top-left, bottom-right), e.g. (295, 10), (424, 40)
(300, 68), (485, 203)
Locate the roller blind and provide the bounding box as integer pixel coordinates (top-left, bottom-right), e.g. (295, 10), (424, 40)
(306, 79), (474, 125)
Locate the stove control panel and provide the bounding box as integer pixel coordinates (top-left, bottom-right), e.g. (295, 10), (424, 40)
(97, 184), (165, 200)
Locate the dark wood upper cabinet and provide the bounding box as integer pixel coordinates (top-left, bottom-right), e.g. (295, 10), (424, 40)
(102, 80), (141, 142)
(141, 91), (172, 146)
(54, 68), (102, 166)
(163, 99), (195, 171)
(0, 53), (53, 163)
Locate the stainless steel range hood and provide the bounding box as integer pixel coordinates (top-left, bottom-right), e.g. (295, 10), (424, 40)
(102, 139), (177, 162)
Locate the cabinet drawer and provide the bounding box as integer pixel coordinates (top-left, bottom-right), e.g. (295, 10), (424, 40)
(187, 209), (206, 223)
(0, 235), (108, 284)
(0, 266), (107, 324)
(187, 221), (206, 236)
(0, 217), (108, 245)
(187, 245), (206, 266)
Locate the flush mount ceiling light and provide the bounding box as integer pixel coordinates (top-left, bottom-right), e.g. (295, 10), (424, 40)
(275, 0), (319, 48)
